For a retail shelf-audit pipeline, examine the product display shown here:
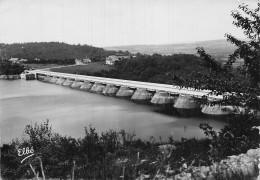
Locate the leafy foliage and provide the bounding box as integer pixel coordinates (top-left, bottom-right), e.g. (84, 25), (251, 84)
(226, 3), (260, 87)
(182, 2), (260, 162)
(84, 53), (209, 85)
(1, 121), (211, 179)
(52, 53), (246, 87)
(0, 60), (25, 75)
(200, 114), (260, 161)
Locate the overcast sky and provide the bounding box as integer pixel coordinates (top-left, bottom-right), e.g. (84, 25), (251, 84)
(0, 0), (257, 47)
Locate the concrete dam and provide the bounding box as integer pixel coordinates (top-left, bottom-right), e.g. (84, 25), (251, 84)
(25, 70), (232, 116)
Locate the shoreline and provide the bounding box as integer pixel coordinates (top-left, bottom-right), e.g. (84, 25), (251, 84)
(0, 74), (21, 80)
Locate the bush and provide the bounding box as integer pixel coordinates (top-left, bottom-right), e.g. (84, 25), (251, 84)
(0, 60), (25, 75)
(1, 121), (213, 179)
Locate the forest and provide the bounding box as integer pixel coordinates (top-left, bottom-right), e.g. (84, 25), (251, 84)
(0, 42), (116, 61)
(100, 54), (213, 85)
(53, 53), (245, 87)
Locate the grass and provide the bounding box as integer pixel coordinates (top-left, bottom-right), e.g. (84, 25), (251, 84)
(23, 63), (68, 70)
(50, 62), (115, 75)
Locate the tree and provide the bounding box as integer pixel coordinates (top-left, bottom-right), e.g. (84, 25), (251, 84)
(226, 2), (260, 88)
(0, 60), (25, 75)
(187, 2), (260, 111)
(183, 2), (260, 161)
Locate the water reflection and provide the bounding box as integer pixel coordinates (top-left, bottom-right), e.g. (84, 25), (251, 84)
(0, 80), (226, 144)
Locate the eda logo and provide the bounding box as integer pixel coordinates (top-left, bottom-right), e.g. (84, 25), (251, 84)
(17, 146), (34, 163)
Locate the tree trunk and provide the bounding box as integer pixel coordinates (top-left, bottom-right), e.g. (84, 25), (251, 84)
(37, 157), (46, 180)
(71, 160), (75, 180)
(29, 163), (40, 180)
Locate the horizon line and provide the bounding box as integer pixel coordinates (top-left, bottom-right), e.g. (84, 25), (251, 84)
(0, 38), (237, 48)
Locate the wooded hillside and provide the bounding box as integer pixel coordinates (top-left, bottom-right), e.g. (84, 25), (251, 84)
(92, 54), (210, 85)
(0, 42), (116, 61)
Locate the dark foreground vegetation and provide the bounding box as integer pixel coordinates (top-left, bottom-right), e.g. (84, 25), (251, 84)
(0, 121), (208, 179)
(1, 113), (259, 179)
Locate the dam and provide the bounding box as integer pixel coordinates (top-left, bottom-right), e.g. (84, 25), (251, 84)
(26, 70), (229, 116)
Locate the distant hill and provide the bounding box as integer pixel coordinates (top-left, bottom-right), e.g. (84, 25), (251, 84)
(0, 40), (238, 62)
(0, 42), (116, 61)
(104, 39), (237, 59)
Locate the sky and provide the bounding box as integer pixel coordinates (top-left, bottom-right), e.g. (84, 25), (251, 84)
(0, 0), (258, 47)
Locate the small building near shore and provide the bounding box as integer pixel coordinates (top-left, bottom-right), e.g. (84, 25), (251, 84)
(75, 58), (91, 65)
(105, 56), (119, 65)
(9, 58), (19, 64)
(19, 59), (28, 63)
(34, 58), (41, 61)
(105, 54), (130, 65)
(75, 59), (84, 65)
(83, 58), (91, 63)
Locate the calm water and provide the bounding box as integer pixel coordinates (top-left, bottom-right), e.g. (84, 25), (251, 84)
(0, 80), (225, 144)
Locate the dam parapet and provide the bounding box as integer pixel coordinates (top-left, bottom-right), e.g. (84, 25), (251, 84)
(151, 92), (175, 105)
(37, 74), (46, 81)
(56, 78), (66, 85)
(90, 83), (106, 93)
(50, 77), (59, 84)
(71, 81), (84, 89)
(131, 88), (154, 103)
(80, 81), (94, 91)
(43, 76), (52, 82)
(173, 95), (201, 116)
(151, 91), (177, 110)
(102, 84), (119, 96)
(116, 86), (135, 98)
(201, 104), (233, 117)
(63, 79), (74, 86)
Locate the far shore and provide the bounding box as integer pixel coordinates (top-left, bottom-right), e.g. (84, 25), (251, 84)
(0, 74), (21, 80)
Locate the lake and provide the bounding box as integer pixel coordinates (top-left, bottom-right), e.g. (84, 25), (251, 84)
(0, 80), (225, 144)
